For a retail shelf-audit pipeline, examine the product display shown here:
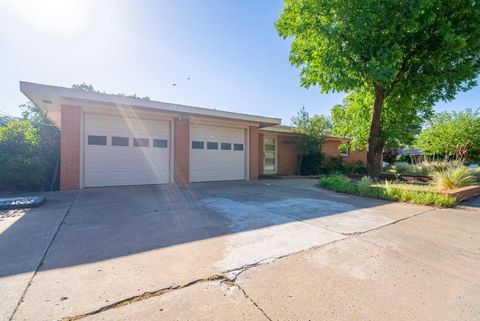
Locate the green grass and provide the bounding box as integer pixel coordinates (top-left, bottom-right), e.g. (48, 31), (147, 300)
(318, 175), (457, 207)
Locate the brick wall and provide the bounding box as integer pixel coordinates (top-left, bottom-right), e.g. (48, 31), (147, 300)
(249, 126), (259, 180)
(60, 105), (81, 190)
(278, 134), (299, 175)
(174, 118), (190, 184)
(322, 139), (367, 166)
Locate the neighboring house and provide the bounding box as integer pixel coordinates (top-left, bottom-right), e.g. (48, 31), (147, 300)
(20, 82), (366, 190)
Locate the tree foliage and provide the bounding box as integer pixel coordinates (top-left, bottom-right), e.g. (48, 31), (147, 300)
(331, 89), (431, 150)
(416, 109), (480, 161)
(276, 0), (480, 177)
(291, 107), (332, 174)
(0, 120), (46, 190)
(0, 102), (60, 191)
(72, 83), (151, 100)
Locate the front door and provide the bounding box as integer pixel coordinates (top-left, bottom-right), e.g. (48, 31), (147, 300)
(263, 136), (277, 174)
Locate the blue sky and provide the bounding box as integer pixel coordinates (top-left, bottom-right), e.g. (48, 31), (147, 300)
(0, 0), (478, 124)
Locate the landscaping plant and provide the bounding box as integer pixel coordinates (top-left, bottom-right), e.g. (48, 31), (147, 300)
(433, 166), (476, 190)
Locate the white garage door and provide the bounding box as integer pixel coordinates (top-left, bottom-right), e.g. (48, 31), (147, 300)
(84, 114), (170, 187)
(190, 125), (246, 182)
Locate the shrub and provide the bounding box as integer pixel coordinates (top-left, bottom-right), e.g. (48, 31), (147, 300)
(357, 176), (374, 195)
(0, 120), (45, 190)
(299, 151), (324, 175)
(433, 166), (476, 190)
(394, 162), (412, 175)
(471, 167), (480, 184)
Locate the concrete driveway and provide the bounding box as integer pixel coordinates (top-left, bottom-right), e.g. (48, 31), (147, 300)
(0, 179), (478, 321)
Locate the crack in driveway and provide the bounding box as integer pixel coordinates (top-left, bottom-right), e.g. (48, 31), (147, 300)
(59, 206), (435, 321)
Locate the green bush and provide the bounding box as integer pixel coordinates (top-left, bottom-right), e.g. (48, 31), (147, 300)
(394, 162), (412, 175)
(318, 175), (456, 207)
(299, 151), (324, 175)
(357, 176), (374, 195)
(433, 166), (476, 190)
(471, 167), (480, 184)
(0, 120), (45, 190)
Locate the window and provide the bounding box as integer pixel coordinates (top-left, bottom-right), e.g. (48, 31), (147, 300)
(133, 138), (149, 147)
(234, 143), (244, 151)
(88, 135), (107, 146)
(112, 136), (129, 146)
(339, 143), (349, 156)
(221, 142), (231, 150)
(192, 141), (204, 149)
(207, 142), (218, 150)
(153, 139), (168, 148)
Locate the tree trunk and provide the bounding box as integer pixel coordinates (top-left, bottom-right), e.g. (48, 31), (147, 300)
(367, 85), (385, 179)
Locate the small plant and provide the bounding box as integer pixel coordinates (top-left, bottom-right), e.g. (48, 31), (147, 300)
(357, 176), (374, 195)
(433, 166), (475, 190)
(394, 162), (413, 175)
(471, 167), (480, 184)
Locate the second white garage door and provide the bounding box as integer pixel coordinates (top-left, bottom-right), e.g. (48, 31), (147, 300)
(84, 114), (171, 187)
(190, 125), (246, 182)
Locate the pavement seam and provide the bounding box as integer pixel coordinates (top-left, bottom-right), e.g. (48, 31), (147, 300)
(233, 283), (273, 321)
(8, 191), (80, 321)
(60, 237), (348, 320)
(61, 274), (228, 321)
(340, 207), (437, 236)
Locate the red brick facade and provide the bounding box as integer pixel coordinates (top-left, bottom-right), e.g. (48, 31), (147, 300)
(257, 131), (367, 176)
(322, 139), (367, 165)
(60, 105), (81, 190)
(58, 105), (365, 188)
(249, 126), (259, 180)
(174, 118), (190, 184)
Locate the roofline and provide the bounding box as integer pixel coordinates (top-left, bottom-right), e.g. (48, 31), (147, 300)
(20, 81), (281, 127)
(260, 125), (351, 141)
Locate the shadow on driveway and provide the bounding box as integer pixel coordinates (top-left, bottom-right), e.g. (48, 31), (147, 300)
(1, 181), (395, 278)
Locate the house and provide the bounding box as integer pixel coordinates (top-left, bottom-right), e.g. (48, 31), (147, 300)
(20, 82), (366, 190)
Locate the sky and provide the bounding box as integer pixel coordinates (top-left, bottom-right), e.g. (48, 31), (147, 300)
(0, 0), (479, 125)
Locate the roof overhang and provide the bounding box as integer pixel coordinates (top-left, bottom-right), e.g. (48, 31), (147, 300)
(260, 125), (351, 141)
(20, 81), (281, 129)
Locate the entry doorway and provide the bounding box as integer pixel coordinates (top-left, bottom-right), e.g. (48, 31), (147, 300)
(263, 136), (277, 174)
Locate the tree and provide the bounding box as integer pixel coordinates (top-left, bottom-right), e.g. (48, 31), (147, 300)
(291, 107), (332, 174)
(72, 83), (151, 100)
(276, 0), (480, 178)
(331, 89), (431, 151)
(416, 109), (480, 161)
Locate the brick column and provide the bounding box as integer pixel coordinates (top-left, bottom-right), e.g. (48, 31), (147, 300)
(174, 118), (190, 184)
(249, 126), (259, 181)
(60, 105), (81, 190)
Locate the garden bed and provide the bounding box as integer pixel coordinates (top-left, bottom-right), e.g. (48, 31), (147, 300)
(318, 175), (479, 207)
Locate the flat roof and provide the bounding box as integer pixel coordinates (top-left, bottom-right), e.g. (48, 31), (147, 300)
(20, 81), (281, 128)
(261, 125), (351, 140)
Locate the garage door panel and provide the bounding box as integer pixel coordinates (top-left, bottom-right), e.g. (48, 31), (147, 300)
(190, 125), (246, 182)
(84, 114), (170, 187)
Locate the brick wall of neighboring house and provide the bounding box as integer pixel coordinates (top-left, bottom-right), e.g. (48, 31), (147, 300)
(174, 118), (190, 184)
(249, 126), (259, 180)
(60, 105), (81, 190)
